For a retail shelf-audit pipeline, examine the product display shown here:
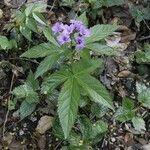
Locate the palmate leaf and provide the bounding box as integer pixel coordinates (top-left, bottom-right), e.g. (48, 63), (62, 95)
(41, 69), (71, 94)
(86, 43), (118, 56)
(72, 59), (103, 75)
(35, 53), (61, 78)
(58, 77), (80, 139)
(43, 27), (60, 47)
(86, 24), (118, 44)
(76, 74), (114, 110)
(21, 43), (57, 58)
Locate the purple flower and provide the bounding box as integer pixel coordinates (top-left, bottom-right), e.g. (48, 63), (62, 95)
(75, 36), (85, 49)
(52, 22), (64, 33)
(62, 24), (75, 35)
(57, 34), (71, 45)
(79, 27), (91, 37)
(70, 20), (83, 31)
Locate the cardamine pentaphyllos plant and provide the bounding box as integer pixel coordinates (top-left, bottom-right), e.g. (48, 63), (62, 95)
(13, 19), (118, 139)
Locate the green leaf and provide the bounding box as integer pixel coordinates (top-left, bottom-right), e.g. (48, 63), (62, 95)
(41, 70), (69, 94)
(92, 121), (108, 138)
(32, 12), (46, 25)
(25, 4), (34, 16)
(135, 51), (150, 64)
(16, 10), (26, 23)
(21, 43), (56, 58)
(86, 43), (118, 56)
(91, 103), (108, 118)
(25, 92), (39, 104)
(132, 117), (146, 131)
(76, 75), (114, 110)
(20, 25), (32, 41)
(12, 84), (32, 99)
(20, 100), (36, 119)
(79, 116), (93, 141)
(0, 36), (11, 49)
(138, 89), (150, 109)
(114, 107), (135, 122)
(35, 53), (60, 78)
(12, 84), (39, 103)
(58, 77), (80, 139)
(114, 98), (135, 122)
(43, 27), (60, 47)
(61, 0), (75, 6)
(122, 97), (134, 110)
(26, 70), (39, 90)
(136, 82), (147, 94)
(79, 116), (107, 142)
(86, 24), (118, 44)
(77, 12), (88, 26)
(26, 17), (38, 33)
(72, 59), (103, 75)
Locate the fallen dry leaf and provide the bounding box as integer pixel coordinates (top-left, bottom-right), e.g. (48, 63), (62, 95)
(37, 135), (46, 150)
(36, 115), (53, 134)
(118, 70), (132, 78)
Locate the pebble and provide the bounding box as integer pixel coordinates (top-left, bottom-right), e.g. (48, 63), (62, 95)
(111, 137), (116, 142)
(0, 9), (3, 19)
(19, 129), (24, 136)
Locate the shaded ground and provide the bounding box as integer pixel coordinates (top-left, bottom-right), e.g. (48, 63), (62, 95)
(0, 0), (150, 149)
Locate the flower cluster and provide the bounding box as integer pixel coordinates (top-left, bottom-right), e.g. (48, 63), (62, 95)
(52, 20), (91, 50)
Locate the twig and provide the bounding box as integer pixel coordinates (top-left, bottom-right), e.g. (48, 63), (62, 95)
(49, 0), (57, 12)
(139, 35), (150, 41)
(54, 141), (63, 150)
(143, 19), (150, 31)
(2, 73), (15, 138)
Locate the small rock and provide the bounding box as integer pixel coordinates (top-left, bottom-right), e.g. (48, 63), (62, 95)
(111, 137), (116, 142)
(0, 9), (3, 19)
(36, 115), (53, 134)
(142, 143), (150, 150)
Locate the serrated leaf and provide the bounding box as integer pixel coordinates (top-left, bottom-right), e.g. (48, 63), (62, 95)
(32, 12), (46, 25)
(26, 70), (39, 90)
(91, 103), (108, 118)
(136, 82), (147, 94)
(138, 89), (150, 109)
(35, 53), (60, 78)
(25, 92), (39, 104)
(20, 100), (36, 119)
(72, 59), (103, 75)
(21, 43), (56, 58)
(58, 78), (80, 139)
(122, 98), (134, 110)
(86, 43), (118, 56)
(12, 84), (33, 98)
(12, 84), (39, 103)
(25, 4), (34, 16)
(77, 12), (88, 26)
(135, 51), (150, 64)
(32, 2), (47, 13)
(15, 10), (26, 23)
(132, 117), (146, 131)
(76, 75), (114, 110)
(79, 116), (93, 141)
(43, 27), (60, 47)
(41, 70), (69, 94)
(114, 107), (135, 122)
(86, 24), (118, 44)
(0, 36), (11, 49)
(26, 17), (38, 33)
(20, 25), (32, 41)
